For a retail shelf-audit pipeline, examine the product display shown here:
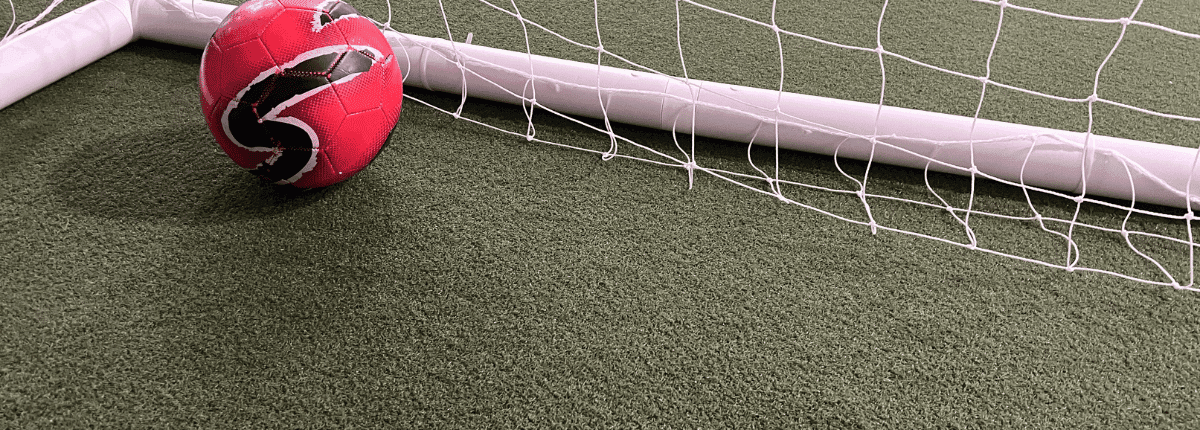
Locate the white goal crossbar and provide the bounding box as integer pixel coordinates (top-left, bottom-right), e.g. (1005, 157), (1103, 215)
(2, 0), (1199, 210)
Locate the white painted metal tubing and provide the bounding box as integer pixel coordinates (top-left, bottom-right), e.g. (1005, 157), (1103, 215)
(391, 32), (1200, 209)
(2, 0), (1197, 209)
(0, 0), (136, 110)
(0, 0), (229, 110)
(133, 0), (230, 49)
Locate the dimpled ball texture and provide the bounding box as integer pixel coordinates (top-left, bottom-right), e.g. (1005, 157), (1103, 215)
(199, 0), (404, 188)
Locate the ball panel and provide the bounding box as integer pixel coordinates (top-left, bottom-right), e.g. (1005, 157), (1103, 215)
(325, 107), (390, 175)
(379, 56), (405, 120)
(291, 151), (341, 188)
(328, 48), (374, 82)
(256, 145), (319, 184)
(211, 101), (276, 172)
(278, 88), (347, 150)
(331, 61), (386, 114)
(205, 96), (246, 168)
(322, 1), (361, 22)
(333, 8), (392, 50)
(210, 0), (284, 50)
(202, 38), (280, 105)
(259, 8), (349, 67)
(198, 42), (220, 110)
(254, 70), (330, 119)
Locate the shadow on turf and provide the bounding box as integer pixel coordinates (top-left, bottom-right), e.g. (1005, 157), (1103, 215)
(64, 125), (414, 400)
(49, 122), (374, 224)
(29, 38), (436, 419)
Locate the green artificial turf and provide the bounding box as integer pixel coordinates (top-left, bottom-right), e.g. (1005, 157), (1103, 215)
(4, 0), (1200, 427)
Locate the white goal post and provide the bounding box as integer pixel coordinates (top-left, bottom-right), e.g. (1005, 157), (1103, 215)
(2, 0), (1199, 211)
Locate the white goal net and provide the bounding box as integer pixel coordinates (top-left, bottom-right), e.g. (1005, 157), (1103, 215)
(4, 0), (1200, 289)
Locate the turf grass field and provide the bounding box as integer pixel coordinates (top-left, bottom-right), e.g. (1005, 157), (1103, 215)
(4, 0), (1200, 427)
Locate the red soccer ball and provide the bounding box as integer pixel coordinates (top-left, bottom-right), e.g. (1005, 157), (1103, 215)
(199, 0), (403, 188)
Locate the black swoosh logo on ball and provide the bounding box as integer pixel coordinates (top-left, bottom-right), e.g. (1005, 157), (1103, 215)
(223, 48), (377, 184)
